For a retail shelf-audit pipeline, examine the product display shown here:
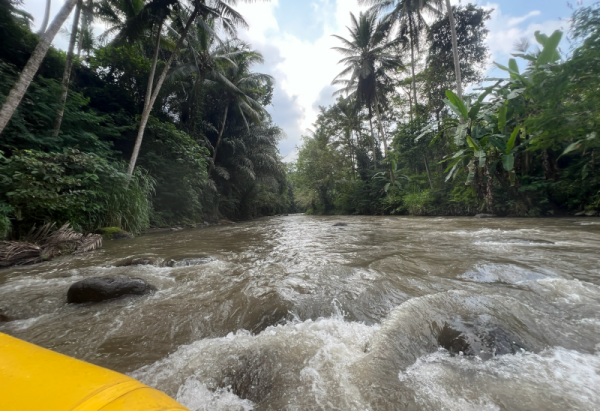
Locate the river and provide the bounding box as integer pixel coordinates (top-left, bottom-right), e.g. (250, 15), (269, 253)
(1, 216), (599, 410)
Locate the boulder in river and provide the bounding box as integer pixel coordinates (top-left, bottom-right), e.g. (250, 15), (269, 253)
(67, 277), (157, 304)
(585, 210), (598, 217)
(437, 322), (527, 359)
(96, 227), (134, 240)
(165, 257), (214, 267)
(116, 257), (162, 267)
(333, 223), (348, 227)
(0, 309), (11, 322)
(474, 214), (496, 218)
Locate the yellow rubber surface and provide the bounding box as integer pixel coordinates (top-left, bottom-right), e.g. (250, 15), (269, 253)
(0, 332), (190, 411)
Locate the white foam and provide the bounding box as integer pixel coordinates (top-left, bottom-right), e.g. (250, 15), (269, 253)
(399, 347), (600, 410)
(177, 378), (255, 411)
(459, 264), (558, 284)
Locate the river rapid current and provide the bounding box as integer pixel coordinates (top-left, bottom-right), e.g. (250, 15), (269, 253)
(1, 216), (599, 410)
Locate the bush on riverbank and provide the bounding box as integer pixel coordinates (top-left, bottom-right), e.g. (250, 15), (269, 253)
(0, 149), (153, 239)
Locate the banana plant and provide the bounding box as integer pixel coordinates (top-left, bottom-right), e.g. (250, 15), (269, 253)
(421, 29), (563, 185)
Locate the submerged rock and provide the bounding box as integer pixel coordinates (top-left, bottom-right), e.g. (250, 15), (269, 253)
(474, 214), (496, 218)
(96, 227), (134, 240)
(333, 223), (348, 227)
(116, 257), (162, 267)
(0, 309), (11, 322)
(165, 257), (214, 267)
(437, 322), (527, 359)
(67, 277), (157, 304)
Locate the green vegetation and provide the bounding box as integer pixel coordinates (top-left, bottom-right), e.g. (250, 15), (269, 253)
(0, 0), (289, 240)
(291, 3), (600, 217)
(1, 0), (598, 242)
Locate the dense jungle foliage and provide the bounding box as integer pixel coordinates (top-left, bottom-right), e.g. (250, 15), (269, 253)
(0, 0), (291, 239)
(292, 3), (600, 217)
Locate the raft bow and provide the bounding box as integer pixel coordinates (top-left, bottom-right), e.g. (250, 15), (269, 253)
(0, 332), (190, 411)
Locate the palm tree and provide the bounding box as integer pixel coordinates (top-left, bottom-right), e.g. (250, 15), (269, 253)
(37, 0), (51, 34)
(0, 0), (79, 135)
(165, 16), (238, 136)
(444, 0), (462, 98)
(53, 0), (82, 136)
(363, 0), (463, 101)
(207, 41), (272, 176)
(126, 0), (250, 177)
(332, 10), (402, 181)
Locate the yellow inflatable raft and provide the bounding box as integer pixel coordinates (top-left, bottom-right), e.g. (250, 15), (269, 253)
(0, 332), (190, 411)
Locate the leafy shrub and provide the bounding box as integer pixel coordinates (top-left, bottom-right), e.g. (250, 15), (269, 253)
(140, 118), (209, 226)
(0, 148), (154, 236)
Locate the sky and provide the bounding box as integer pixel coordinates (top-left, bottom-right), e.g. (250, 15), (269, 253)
(22, 0), (583, 161)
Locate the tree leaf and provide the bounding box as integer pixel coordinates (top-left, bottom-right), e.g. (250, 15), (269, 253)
(560, 141), (582, 157)
(506, 126), (520, 154)
(502, 153), (515, 171)
(536, 30), (562, 66)
(508, 58), (520, 74)
(498, 106), (507, 130)
(445, 90), (468, 120)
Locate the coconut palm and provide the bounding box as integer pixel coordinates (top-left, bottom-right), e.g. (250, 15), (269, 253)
(37, 0), (51, 33)
(0, 0), (79, 135)
(165, 16), (239, 136)
(206, 41), (272, 176)
(361, 0), (463, 100)
(125, 0), (250, 177)
(53, 0), (82, 137)
(332, 10), (403, 181)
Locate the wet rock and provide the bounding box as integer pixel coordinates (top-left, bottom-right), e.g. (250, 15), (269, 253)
(171, 227), (183, 232)
(585, 210), (598, 217)
(333, 223), (348, 227)
(204, 222), (210, 226)
(117, 257), (162, 267)
(474, 214), (496, 218)
(0, 309), (11, 322)
(437, 323), (473, 355)
(165, 257), (214, 267)
(575, 211), (586, 216)
(437, 322), (527, 359)
(218, 350), (277, 404)
(96, 227), (134, 240)
(67, 277), (157, 304)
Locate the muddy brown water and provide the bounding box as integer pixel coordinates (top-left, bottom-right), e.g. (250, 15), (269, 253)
(1, 216), (599, 410)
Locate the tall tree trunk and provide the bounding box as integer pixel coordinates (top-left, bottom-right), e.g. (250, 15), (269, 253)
(208, 105), (229, 175)
(408, 15), (418, 110)
(143, 20), (164, 114)
(351, 129), (358, 180)
(445, 0), (462, 98)
(368, 106), (377, 170)
(485, 163), (494, 212)
(424, 154), (433, 189)
(405, 87), (413, 122)
(53, 0), (82, 137)
(77, 0), (92, 58)
(38, 0), (52, 34)
(127, 7), (200, 176)
(374, 99), (395, 185)
(0, 0), (78, 135)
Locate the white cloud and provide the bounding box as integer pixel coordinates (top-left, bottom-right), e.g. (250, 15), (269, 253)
(236, 0), (368, 160)
(482, 2), (564, 72)
(508, 10), (541, 26)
